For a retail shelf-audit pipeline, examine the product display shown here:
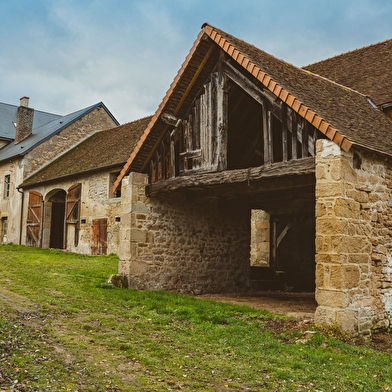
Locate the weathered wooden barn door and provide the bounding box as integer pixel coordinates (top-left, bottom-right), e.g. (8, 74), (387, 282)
(66, 184), (81, 247)
(26, 191), (43, 247)
(91, 218), (108, 255)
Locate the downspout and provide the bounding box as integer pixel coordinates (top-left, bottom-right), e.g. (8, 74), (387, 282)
(16, 186), (24, 245)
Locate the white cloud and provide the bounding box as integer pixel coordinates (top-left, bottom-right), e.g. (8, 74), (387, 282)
(1, 0), (392, 123)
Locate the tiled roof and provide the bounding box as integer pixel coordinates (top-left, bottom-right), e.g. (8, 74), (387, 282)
(113, 24), (392, 191)
(21, 116), (152, 188)
(304, 39), (392, 107)
(205, 25), (392, 155)
(0, 102), (119, 163)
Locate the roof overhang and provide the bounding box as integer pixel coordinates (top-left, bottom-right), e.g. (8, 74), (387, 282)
(113, 23), (391, 193)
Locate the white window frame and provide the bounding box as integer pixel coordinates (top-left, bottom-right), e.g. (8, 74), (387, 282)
(4, 174), (11, 198)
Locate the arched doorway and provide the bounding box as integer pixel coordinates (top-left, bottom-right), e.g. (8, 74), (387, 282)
(48, 190), (66, 249)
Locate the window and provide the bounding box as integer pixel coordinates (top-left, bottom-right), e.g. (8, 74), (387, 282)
(1, 217), (8, 243)
(4, 174), (10, 198)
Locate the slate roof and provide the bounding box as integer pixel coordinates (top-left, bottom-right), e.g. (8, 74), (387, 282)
(21, 116), (152, 188)
(304, 38), (392, 107)
(0, 101), (61, 140)
(0, 102), (119, 163)
(113, 24), (392, 191)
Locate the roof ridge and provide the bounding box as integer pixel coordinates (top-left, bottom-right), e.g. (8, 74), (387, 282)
(302, 68), (369, 99)
(0, 100), (62, 117)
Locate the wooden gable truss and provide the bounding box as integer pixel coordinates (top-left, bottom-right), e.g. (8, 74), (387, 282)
(147, 55), (321, 191)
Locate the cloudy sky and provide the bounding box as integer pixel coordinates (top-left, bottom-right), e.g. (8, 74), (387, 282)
(1, 0), (392, 124)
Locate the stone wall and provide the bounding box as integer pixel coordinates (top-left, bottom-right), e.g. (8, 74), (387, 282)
(0, 106), (117, 245)
(250, 210), (270, 267)
(0, 158), (24, 244)
(24, 107), (117, 178)
(315, 139), (392, 334)
(22, 170), (121, 255)
(119, 173), (251, 294)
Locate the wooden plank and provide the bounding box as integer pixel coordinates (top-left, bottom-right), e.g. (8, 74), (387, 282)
(290, 110), (298, 159)
(146, 156), (315, 196)
(193, 103), (200, 150)
(26, 191), (43, 247)
(173, 44), (215, 114)
(209, 75), (217, 169)
(185, 118), (192, 151)
(217, 70), (228, 171)
(308, 127), (317, 157)
(200, 92), (207, 166)
(150, 161), (156, 183)
(282, 106), (288, 162)
(211, 69), (228, 171)
(170, 140), (176, 178)
(267, 109), (273, 163)
(224, 61), (281, 111)
(179, 149), (202, 158)
(262, 104), (269, 164)
(302, 120), (309, 158)
(277, 223), (293, 248)
(297, 117), (303, 157)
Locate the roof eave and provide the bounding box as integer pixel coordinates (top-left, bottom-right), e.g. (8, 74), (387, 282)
(114, 23), (377, 192)
(20, 162), (125, 189)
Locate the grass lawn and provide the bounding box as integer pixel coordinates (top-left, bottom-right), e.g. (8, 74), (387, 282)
(0, 244), (391, 391)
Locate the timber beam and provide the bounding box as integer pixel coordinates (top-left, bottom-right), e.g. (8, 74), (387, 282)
(146, 156), (315, 197)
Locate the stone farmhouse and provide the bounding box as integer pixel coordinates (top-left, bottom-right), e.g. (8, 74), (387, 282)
(0, 97), (119, 246)
(19, 116), (150, 255)
(109, 24), (392, 334)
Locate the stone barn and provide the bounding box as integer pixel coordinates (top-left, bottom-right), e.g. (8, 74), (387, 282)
(18, 117), (150, 255)
(0, 98), (119, 245)
(113, 24), (392, 334)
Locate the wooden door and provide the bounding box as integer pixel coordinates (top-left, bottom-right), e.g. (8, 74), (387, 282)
(66, 184), (81, 247)
(26, 191), (43, 247)
(91, 218), (108, 255)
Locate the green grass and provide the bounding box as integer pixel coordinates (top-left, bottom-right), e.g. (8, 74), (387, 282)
(0, 244), (391, 391)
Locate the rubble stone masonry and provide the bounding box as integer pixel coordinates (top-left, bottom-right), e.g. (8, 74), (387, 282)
(118, 173), (251, 294)
(315, 139), (392, 334)
(24, 107), (116, 178)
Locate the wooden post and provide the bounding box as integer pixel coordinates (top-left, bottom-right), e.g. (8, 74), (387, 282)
(267, 109), (273, 163)
(262, 104), (270, 164)
(214, 71), (228, 171)
(282, 106), (288, 162)
(287, 109), (297, 160)
(302, 120), (309, 158)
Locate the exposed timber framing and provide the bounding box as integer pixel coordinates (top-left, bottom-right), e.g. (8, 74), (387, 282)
(146, 156), (315, 196)
(147, 54), (320, 186)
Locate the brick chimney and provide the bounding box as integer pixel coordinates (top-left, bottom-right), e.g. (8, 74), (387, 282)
(15, 96), (34, 144)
